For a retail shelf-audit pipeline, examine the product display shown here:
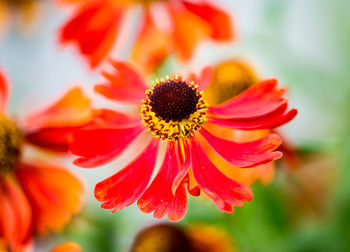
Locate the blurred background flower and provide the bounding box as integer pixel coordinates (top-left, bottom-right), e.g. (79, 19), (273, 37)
(0, 70), (88, 251)
(58, 0), (233, 72)
(130, 223), (236, 252)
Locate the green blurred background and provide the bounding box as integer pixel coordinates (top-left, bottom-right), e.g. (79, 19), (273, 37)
(1, 0), (350, 251)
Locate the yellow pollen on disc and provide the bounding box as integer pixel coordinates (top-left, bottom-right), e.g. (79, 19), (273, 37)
(0, 115), (22, 174)
(141, 76), (207, 141)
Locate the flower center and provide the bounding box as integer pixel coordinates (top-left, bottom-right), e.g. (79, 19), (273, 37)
(0, 115), (22, 174)
(150, 80), (199, 122)
(141, 76), (207, 141)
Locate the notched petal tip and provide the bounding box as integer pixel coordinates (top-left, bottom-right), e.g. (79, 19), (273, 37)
(95, 60), (148, 104)
(94, 138), (160, 213)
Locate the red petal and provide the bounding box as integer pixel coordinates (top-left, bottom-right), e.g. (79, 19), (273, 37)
(94, 138), (160, 212)
(190, 138), (253, 212)
(0, 175), (32, 251)
(50, 242), (82, 252)
(23, 87), (92, 131)
(172, 140), (191, 194)
(0, 68), (9, 114)
(59, 1), (124, 68)
(25, 127), (75, 152)
(137, 142), (188, 221)
(199, 127), (282, 168)
(15, 162), (84, 235)
(208, 79), (287, 119)
(188, 66), (214, 91)
(95, 60), (149, 104)
(70, 125), (145, 168)
(182, 0), (233, 41)
(208, 106), (298, 130)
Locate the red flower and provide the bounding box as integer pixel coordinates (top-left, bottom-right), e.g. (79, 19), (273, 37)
(69, 60), (297, 221)
(0, 69), (91, 251)
(59, 0), (233, 72)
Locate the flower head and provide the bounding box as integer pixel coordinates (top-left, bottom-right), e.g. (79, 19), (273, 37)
(69, 60), (297, 221)
(59, 0), (233, 72)
(0, 68), (90, 251)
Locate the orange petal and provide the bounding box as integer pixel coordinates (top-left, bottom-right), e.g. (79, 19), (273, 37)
(132, 11), (170, 74)
(168, 3), (211, 61)
(0, 174), (32, 252)
(15, 162), (85, 235)
(50, 242), (82, 252)
(201, 123), (276, 186)
(23, 87), (92, 131)
(59, 0), (124, 68)
(182, 0), (233, 41)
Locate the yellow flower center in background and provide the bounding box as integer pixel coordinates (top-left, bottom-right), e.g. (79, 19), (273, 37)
(3, 0), (36, 9)
(131, 224), (191, 252)
(204, 60), (257, 106)
(141, 76), (207, 141)
(0, 115), (22, 174)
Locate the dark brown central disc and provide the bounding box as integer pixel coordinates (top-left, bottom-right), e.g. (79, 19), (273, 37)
(0, 116), (21, 173)
(149, 80), (199, 122)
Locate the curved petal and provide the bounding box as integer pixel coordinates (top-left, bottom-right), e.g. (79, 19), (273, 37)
(59, 1), (124, 68)
(208, 79), (287, 119)
(15, 162), (84, 235)
(201, 125), (277, 186)
(95, 60), (149, 104)
(70, 125), (145, 168)
(94, 138), (160, 212)
(0, 175), (32, 252)
(188, 66), (214, 91)
(23, 87), (92, 131)
(0, 68), (9, 114)
(190, 138), (253, 212)
(172, 139), (191, 194)
(199, 127), (282, 168)
(168, 3), (211, 61)
(137, 142), (188, 221)
(182, 0), (233, 41)
(208, 106), (298, 130)
(132, 11), (170, 74)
